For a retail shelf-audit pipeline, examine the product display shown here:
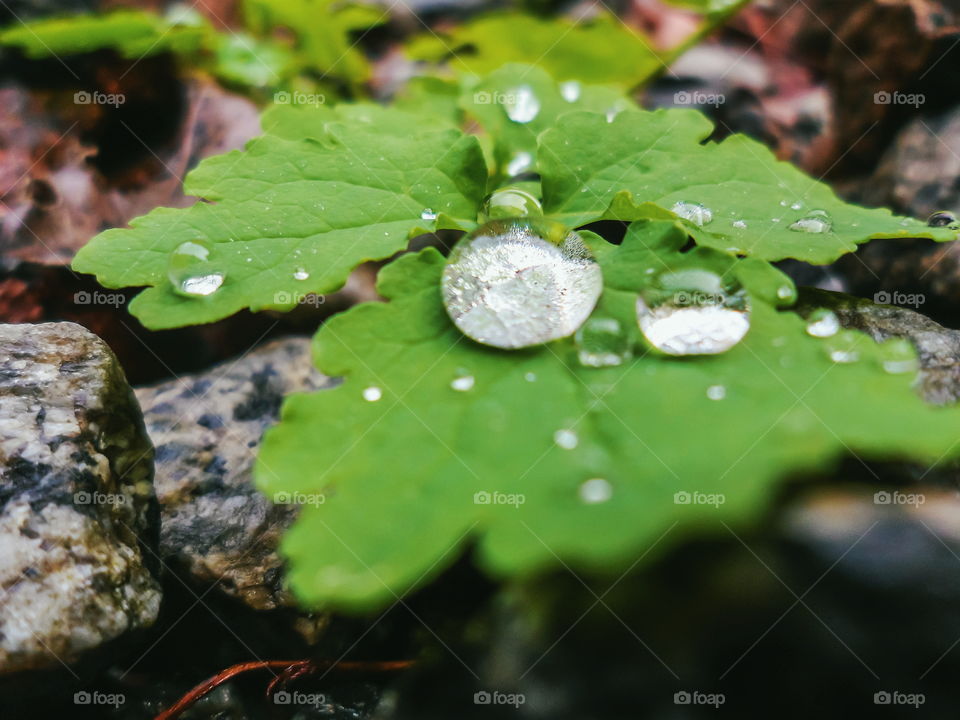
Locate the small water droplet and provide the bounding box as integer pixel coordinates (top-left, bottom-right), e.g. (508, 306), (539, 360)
(504, 85), (540, 123)
(671, 201), (713, 227)
(560, 80), (581, 103)
(732, 220), (747, 229)
(776, 285), (795, 302)
(779, 200), (788, 207)
(805, 308), (840, 338)
(362, 386), (382, 402)
(789, 210), (833, 234)
(451, 375), (475, 391)
(421, 208), (438, 221)
(554, 428), (578, 449)
(479, 187), (542, 222)
(579, 477), (612, 504)
(790, 202), (803, 210)
(927, 211), (957, 227)
(636, 268), (750, 355)
(506, 151), (533, 177)
(524, 372), (537, 382)
(575, 317), (631, 367)
(442, 219), (603, 349)
(879, 337), (919, 374)
(706, 384), (726, 400)
(293, 267), (310, 281)
(824, 330), (861, 363)
(168, 240), (225, 297)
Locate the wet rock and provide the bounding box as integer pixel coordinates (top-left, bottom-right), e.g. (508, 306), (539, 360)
(0, 321), (160, 675)
(798, 288), (960, 406)
(135, 337), (332, 637)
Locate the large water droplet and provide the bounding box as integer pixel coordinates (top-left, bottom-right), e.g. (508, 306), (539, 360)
(671, 201), (713, 227)
(442, 219), (603, 349)
(579, 477), (612, 504)
(805, 308), (840, 338)
(504, 86), (540, 123)
(636, 269), (750, 355)
(575, 317), (631, 367)
(479, 187), (543, 222)
(168, 240), (225, 297)
(927, 211), (957, 227)
(788, 209), (832, 234)
(879, 337), (919, 375)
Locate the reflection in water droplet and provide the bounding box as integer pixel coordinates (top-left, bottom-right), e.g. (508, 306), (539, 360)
(442, 219), (603, 349)
(579, 477), (612, 504)
(824, 330), (861, 363)
(788, 210), (832, 233)
(805, 308), (840, 338)
(575, 317), (631, 367)
(927, 211), (957, 227)
(636, 269), (750, 355)
(505, 86), (540, 123)
(506, 151), (533, 177)
(293, 267), (310, 281)
(421, 208), (438, 221)
(879, 337), (919, 374)
(479, 188), (542, 222)
(451, 375), (475, 392)
(168, 240), (226, 297)
(560, 81), (581, 103)
(706, 385), (726, 400)
(362, 386), (382, 402)
(554, 428), (578, 449)
(671, 201), (713, 227)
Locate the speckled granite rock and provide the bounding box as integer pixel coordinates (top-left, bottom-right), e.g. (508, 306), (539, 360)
(135, 337), (332, 634)
(0, 322), (160, 675)
(799, 288), (960, 405)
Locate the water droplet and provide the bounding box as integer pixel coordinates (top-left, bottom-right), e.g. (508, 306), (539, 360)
(451, 374), (475, 391)
(575, 317), (631, 367)
(506, 151), (533, 177)
(671, 201), (713, 227)
(560, 80), (581, 103)
(805, 308), (840, 338)
(705, 385), (725, 401)
(293, 267), (310, 281)
(442, 219), (603, 349)
(636, 269), (750, 355)
(824, 330), (861, 363)
(421, 208), (438, 221)
(790, 202), (803, 210)
(779, 200), (788, 207)
(579, 477), (612, 504)
(554, 428), (578, 449)
(732, 220), (747, 229)
(479, 187), (543, 222)
(927, 211), (957, 227)
(362, 386), (382, 402)
(788, 210), (833, 233)
(504, 85), (540, 123)
(168, 240), (225, 297)
(524, 372), (537, 382)
(776, 285), (796, 302)
(879, 337), (919, 374)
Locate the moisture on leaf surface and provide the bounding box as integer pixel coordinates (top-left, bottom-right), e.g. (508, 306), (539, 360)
(257, 220), (960, 612)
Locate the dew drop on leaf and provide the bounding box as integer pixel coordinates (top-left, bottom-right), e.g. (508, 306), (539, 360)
(732, 220), (747, 229)
(362, 386), (382, 402)
(168, 240), (226, 297)
(442, 219), (603, 349)
(421, 208), (438, 221)
(524, 372), (537, 382)
(927, 211), (957, 227)
(824, 330), (861, 363)
(805, 308), (840, 338)
(504, 85), (540, 124)
(560, 80), (581, 103)
(706, 384), (726, 400)
(671, 201), (713, 227)
(579, 478), (612, 504)
(879, 337), (919, 375)
(293, 267), (310, 281)
(575, 317), (631, 367)
(479, 187), (543, 222)
(553, 428), (578, 449)
(788, 210), (833, 234)
(506, 151), (533, 177)
(451, 374), (475, 391)
(636, 268), (750, 355)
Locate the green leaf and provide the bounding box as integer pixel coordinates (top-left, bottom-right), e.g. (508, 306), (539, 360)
(72, 110), (487, 329)
(538, 110), (956, 263)
(406, 11), (664, 87)
(257, 220), (960, 612)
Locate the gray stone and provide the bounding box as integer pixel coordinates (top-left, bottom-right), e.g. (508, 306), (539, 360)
(0, 322), (160, 675)
(135, 337), (332, 634)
